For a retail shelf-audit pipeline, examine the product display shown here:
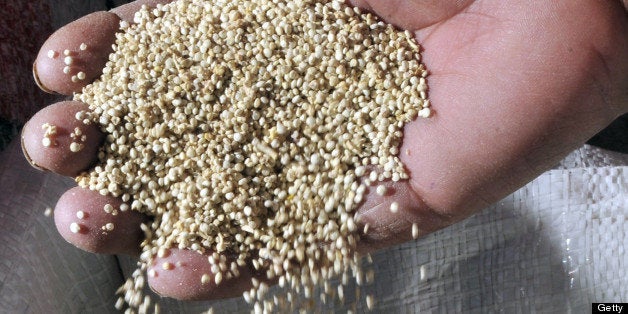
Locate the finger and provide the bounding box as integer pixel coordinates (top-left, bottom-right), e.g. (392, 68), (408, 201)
(147, 248), (265, 300)
(33, 0), (177, 95)
(55, 186), (148, 255)
(21, 100), (104, 177)
(33, 11), (120, 95)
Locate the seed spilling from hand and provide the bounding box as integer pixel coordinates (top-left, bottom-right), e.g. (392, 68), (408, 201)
(74, 0), (431, 311)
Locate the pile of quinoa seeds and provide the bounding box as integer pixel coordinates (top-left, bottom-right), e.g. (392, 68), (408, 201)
(74, 0), (430, 312)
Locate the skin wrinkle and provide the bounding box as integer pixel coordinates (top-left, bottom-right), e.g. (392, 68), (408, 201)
(357, 178), (454, 252)
(415, 13), (505, 76)
(587, 45), (618, 112)
(350, 0), (475, 30)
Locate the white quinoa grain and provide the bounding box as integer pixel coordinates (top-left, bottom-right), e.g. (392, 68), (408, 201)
(120, 203), (129, 212)
(214, 272), (223, 285)
(376, 185), (387, 196)
(161, 262), (174, 270)
(412, 223), (419, 239)
(157, 247), (169, 258)
(201, 273), (210, 285)
(47, 50), (57, 59)
(103, 204), (114, 213)
(418, 107), (431, 118)
(42, 137), (52, 147)
(147, 269), (157, 278)
(389, 202), (399, 213)
(366, 294), (375, 310)
(69, 142), (83, 153)
(115, 297), (125, 310)
(69, 222), (82, 234)
(76, 210), (86, 219)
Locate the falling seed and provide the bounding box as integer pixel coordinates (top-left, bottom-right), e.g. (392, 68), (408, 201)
(63, 49), (71, 56)
(104, 204), (114, 213)
(76, 210), (86, 219)
(64, 56), (73, 65)
(105, 222), (115, 231)
(71, 75), (78, 83)
(77, 71), (86, 80)
(366, 269), (375, 283)
(161, 262), (174, 270)
(363, 223), (370, 234)
(63, 66), (71, 74)
(44, 207), (53, 217)
(338, 285), (344, 302)
(80, 43), (87, 50)
(69, 222), (82, 234)
(412, 223), (419, 239)
(115, 297), (125, 310)
(47, 50), (58, 59)
(366, 294), (375, 310)
(390, 202), (399, 213)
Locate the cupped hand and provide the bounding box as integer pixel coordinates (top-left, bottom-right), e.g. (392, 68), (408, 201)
(21, 0), (628, 302)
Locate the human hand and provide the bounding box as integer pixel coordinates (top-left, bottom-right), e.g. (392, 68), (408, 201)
(21, 0), (628, 302)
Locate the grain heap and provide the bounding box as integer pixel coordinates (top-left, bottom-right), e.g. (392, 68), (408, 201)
(74, 0), (430, 311)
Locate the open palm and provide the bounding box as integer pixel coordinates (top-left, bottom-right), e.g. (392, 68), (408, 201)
(22, 0), (627, 301)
